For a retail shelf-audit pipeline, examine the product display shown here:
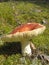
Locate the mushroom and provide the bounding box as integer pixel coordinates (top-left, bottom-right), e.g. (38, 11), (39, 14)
(1, 23), (46, 56)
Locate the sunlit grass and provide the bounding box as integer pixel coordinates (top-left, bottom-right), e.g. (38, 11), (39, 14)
(0, 1), (49, 34)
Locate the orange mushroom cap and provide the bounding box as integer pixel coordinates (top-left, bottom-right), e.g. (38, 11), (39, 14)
(11, 23), (43, 34)
(1, 22), (46, 42)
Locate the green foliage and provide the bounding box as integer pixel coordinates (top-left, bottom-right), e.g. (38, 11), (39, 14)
(4, 55), (42, 65)
(0, 55), (6, 65)
(0, 1), (49, 34)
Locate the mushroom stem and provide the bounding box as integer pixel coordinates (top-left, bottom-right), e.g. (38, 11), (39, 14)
(21, 41), (32, 56)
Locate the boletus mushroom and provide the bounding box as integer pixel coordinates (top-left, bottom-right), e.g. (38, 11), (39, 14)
(1, 23), (46, 56)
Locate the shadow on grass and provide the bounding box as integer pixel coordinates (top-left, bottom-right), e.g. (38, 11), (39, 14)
(0, 42), (22, 56)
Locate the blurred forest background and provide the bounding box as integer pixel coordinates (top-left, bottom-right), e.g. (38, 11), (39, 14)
(0, 0), (49, 2)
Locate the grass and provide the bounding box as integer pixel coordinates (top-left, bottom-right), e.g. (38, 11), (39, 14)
(0, 1), (49, 65)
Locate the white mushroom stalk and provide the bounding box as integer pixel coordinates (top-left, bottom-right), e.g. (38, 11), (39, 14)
(1, 23), (46, 56)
